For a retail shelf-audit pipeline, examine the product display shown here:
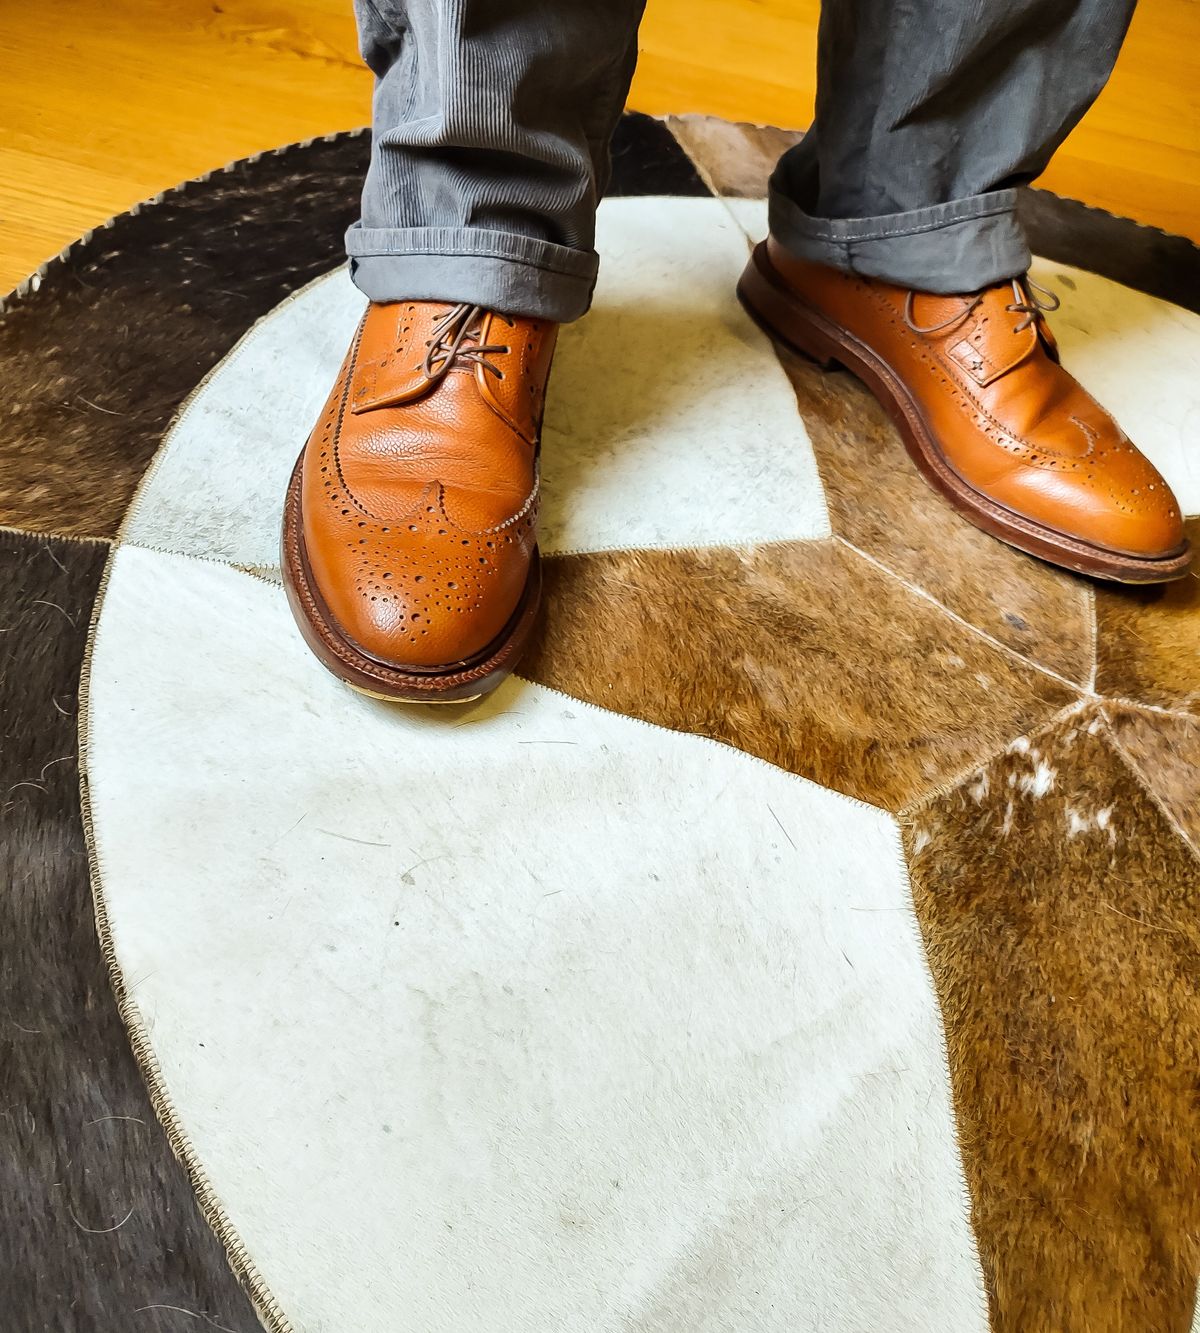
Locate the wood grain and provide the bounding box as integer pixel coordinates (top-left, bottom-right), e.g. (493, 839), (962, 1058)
(1, 0), (1197, 292)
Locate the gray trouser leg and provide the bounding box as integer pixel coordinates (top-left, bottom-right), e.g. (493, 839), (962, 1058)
(769, 0), (1137, 292)
(346, 0), (645, 321)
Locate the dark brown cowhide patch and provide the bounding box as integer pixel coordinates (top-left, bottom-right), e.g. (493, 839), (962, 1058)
(524, 540), (1077, 811)
(0, 114), (702, 546)
(0, 133), (370, 541)
(0, 530), (259, 1330)
(905, 707), (1200, 1333)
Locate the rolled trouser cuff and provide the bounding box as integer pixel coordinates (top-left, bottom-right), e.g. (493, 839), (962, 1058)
(767, 183), (1031, 294)
(345, 223), (599, 323)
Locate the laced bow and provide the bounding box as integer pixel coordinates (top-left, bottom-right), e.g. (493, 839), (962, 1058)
(1005, 276), (1061, 332)
(421, 303), (513, 387)
(902, 276), (1061, 336)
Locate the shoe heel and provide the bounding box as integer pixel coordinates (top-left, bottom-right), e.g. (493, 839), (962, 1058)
(736, 244), (841, 371)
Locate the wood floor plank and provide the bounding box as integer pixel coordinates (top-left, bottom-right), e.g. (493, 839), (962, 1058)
(1, 0), (1197, 291)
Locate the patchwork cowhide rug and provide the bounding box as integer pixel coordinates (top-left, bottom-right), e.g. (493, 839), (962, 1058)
(1, 113), (1198, 1333)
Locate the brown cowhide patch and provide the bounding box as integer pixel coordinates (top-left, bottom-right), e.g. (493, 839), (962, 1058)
(904, 707), (1200, 1333)
(665, 115), (803, 197)
(777, 348), (1093, 685)
(1104, 702), (1200, 854)
(1094, 519), (1200, 713)
(0, 529), (259, 1329)
(524, 540), (1077, 811)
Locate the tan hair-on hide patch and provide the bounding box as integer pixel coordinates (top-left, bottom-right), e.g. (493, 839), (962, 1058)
(525, 540), (1075, 811)
(1105, 703), (1200, 853)
(776, 348), (1094, 684)
(905, 709), (1200, 1333)
(1095, 519), (1200, 712)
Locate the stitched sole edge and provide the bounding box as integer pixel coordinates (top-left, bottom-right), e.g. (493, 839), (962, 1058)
(281, 452), (541, 704)
(737, 243), (1192, 586)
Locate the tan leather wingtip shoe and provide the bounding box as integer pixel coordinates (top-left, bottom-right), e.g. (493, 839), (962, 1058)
(738, 239), (1190, 583)
(282, 300), (557, 702)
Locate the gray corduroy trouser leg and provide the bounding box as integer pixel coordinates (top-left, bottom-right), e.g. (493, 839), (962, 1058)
(347, 0), (1136, 318)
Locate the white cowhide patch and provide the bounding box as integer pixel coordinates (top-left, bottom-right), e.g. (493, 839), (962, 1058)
(84, 546), (988, 1333)
(123, 195), (831, 569)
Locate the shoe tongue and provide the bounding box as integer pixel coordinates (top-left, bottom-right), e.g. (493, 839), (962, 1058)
(349, 302), (485, 415)
(476, 313), (556, 445)
(343, 302), (554, 447)
(910, 284), (1040, 387)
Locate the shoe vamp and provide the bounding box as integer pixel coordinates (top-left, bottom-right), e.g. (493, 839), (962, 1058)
(969, 353), (1112, 462)
(337, 379), (534, 529)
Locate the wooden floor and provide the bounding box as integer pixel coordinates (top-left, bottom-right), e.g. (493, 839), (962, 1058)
(1, 0), (1197, 292)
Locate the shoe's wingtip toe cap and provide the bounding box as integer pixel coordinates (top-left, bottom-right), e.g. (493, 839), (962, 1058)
(307, 533), (531, 672)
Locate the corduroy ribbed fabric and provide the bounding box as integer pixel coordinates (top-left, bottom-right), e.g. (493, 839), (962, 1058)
(348, 0), (1137, 316)
(769, 0), (1138, 293)
(347, 0), (645, 322)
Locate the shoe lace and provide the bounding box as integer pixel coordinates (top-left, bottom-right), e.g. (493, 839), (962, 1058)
(902, 276), (1061, 336)
(421, 303), (513, 387)
(1004, 276), (1060, 332)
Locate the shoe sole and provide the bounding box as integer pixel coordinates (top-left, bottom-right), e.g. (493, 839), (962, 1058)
(736, 242), (1192, 585)
(281, 451), (542, 704)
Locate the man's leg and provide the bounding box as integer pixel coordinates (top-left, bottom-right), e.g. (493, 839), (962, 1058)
(348, 0), (645, 321)
(281, 1), (645, 703)
(770, 0), (1135, 292)
(739, 0), (1190, 583)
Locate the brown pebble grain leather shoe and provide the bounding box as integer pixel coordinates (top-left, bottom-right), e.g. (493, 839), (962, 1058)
(282, 300), (557, 702)
(738, 238), (1191, 583)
